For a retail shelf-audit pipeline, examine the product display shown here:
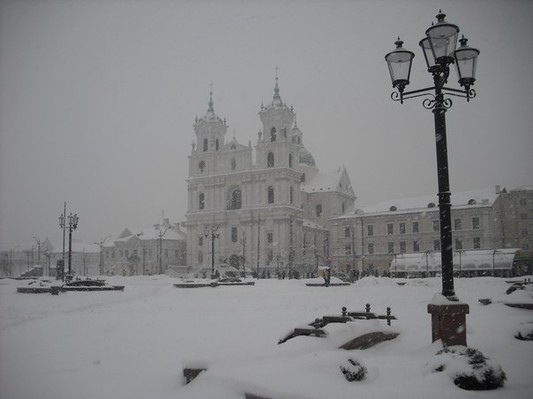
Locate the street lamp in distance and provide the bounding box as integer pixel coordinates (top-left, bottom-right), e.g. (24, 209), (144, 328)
(204, 223), (219, 279)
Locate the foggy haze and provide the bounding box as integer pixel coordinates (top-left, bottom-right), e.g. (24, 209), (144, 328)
(1, 0), (532, 251)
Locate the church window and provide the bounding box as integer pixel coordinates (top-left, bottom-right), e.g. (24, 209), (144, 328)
(341, 201), (345, 214)
(228, 187), (242, 210)
(216, 139), (219, 151)
(198, 251), (203, 263)
(270, 127), (276, 142)
(231, 227), (238, 243)
(199, 193), (205, 210)
(231, 158), (236, 171)
(289, 154), (293, 168)
(267, 232), (273, 244)
(198, 160), (205, 173)
(268, 186), (274, 204)
(282, 128), (287, 138)
(316, 204), (322, 217)
(267, 152), (274, 168)
(300, 173), (306, 182)
(203, 138), (208, 152)
(290, 186), (294, 204)
(198, 236), (203, 246)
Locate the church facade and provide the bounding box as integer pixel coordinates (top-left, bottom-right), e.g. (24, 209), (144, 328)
(183, 78), (356, 276)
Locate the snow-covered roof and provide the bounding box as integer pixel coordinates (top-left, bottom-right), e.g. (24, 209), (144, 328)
(302, 169), (344, 193)
(390, 248), (521, 273)
(302, 219), (327, 230)
(350, 188), (501, 217)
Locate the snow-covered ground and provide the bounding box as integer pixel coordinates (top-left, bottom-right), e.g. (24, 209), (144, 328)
(1, 276), (532, 399)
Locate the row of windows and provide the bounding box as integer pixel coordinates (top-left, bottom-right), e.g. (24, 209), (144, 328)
(106, 248), (181, 259)
(342, 217), (482, 238)
(199, 186), (295, 210)
(354, 236), (483, 255)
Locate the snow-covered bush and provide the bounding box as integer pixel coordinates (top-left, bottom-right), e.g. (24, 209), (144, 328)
(430, 346), (506, 390)
(340, 358), (367, 382)
(515, 324), (533, 341)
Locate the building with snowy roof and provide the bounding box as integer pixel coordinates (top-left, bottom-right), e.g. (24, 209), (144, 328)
(183, 78), (355, 275)
(101, 219), (187, 276)
(331, 185), (532, 276)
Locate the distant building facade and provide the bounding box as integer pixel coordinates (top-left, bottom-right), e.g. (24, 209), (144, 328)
(183, 79), (355, 276)
(331, 185), (533, 275)
(102, 219), (187, 276)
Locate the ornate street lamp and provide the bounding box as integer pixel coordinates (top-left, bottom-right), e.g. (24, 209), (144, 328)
(204, 223), (219, 279)
(385, 11), (479, 346)
(59, 212), (79, 280)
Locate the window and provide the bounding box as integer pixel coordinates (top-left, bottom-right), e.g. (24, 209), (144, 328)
(270, 127), (276, 142)
(215, 139), (219, 151)
(387, 224), (394, 235)
(367, 225), (373, 236)
(198, 160), (205, 173)
(316, 204), (323, 217)
(198, 236), (203, 246)
(520, 198), (527, 206)
(125, 250), (129, 258)
(231, 227), (238, 243)
(520, 213), (528, 220)
(228, 187), (242, 210)
(522, 229), (529, 236)
(199, 193), (205, 210)
(433, 220), (440, 232)
(434, 240), (441, 251)
(344, 227), (351, 238)
(388, 242), (395, 254)
(400, 241), (406, 253)
(268, 186), (274, 204)
(454, 219), (462, 231)
(473, 237), (481, 249)
(455, 239), (463, 250)
(472, 217), (480, 230)
(290, 186), (294, 204)
(368, 243), (374, 254)
(231, 158), (236, 171)
(198, 251), (203, 263)
(413, 240), (420, 252)
(300, 173), (306, 183)
(400, 223), (406, 234)
(267, 232), (273, 244)
(289, 153), (293, 168)
(203, 138), (208, 152)
(267, 152), (274, 167)
(344, 245), (352, 255)
(342, 202), (345, 214)
(412, 221), (419, 233)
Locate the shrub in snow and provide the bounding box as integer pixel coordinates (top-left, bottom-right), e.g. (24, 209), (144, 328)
(515, 324), (533, 341)
(431, 346), (506, 390)
(340, 358), (367, 382)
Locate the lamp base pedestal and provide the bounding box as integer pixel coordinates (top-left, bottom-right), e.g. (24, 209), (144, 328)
(427, 302), (469, 346)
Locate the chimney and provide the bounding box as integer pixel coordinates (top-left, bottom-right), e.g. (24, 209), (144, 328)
(495, 185), (501, 194)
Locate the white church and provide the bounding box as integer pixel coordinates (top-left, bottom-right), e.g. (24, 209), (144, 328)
(183, 78), (356, 277)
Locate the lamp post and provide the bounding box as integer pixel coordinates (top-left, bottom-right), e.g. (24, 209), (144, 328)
(59, 212), (79, 280)
(204, 223), (219, 279)
(386, 11), (478, 346)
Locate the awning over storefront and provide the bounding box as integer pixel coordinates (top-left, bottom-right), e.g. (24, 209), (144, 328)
(389, 249), (521, 274)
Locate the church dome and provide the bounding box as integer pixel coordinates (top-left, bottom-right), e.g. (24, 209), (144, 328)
(299, 147), (316, 167)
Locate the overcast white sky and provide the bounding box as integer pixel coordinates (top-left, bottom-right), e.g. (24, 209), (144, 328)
(1, 0), (532, 251)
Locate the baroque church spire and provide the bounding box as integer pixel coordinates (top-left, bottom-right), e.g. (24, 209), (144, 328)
(272, 67), (283, 107)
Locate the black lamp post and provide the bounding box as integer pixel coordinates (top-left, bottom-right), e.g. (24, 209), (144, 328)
(385, 11), (479, 300)
(59, 212), (79, 279)
(204, 223), (219, 279)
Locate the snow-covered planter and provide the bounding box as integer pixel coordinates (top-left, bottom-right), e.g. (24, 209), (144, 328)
(340, 358), (367, 382)
(430, 346), (506, 390)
